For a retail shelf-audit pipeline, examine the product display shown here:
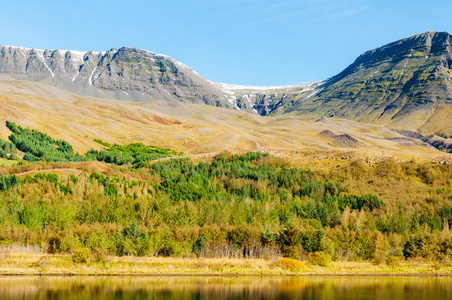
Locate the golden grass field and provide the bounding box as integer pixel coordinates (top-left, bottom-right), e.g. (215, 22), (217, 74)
(0, 253), (449, 276)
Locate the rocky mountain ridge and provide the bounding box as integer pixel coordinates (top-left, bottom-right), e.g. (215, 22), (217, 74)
(0, 45), (315, 115)
(0, 46), (229, 106)
(216, 82), (320, 115)
(278, 31), (452, 136)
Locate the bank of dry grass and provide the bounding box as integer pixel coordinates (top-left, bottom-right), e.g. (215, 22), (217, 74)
(0, 253), (451, 276)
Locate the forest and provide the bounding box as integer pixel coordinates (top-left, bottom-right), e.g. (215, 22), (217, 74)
(0, 121), (451, 265)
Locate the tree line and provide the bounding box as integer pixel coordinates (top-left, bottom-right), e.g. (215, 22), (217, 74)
(2, 121), (178, 164)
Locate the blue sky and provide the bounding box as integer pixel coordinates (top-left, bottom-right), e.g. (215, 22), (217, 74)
(1, 0), (451, 85)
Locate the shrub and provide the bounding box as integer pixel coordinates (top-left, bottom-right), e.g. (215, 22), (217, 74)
(72, 247), (91, 263)
(282, 245), (299, 260)
(307, 251), (331, 267)
(60, 234), (83, 253)
(300, 230), (324, 253)
(18, 202), (48, 230)
(280, 226), (301, 259)
(92, 248), (108, 263)
(385, 255), (401, 266)
(271, 258), (306, 271)
(192, 234), (206, 257)
(48, 236), (62, 254)
(441, 249), (452, 267)
(23, 154), (36, 162)
(403, 236), (427, 258)
(374, 251), (387, 265)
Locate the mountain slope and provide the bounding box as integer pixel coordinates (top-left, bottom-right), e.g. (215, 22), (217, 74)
(1, 31), (452, 135)
(0, 46), (238, 107)
(217, 81), (320, 115)
(277, 31), (452, 136)
(0, 45), (318, 114)
(0, 80), (440, 160)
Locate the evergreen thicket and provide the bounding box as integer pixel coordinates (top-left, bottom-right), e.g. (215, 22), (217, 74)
(3, 121), (177, 165)
(6, 121), (84, 162)
(0, 138), (17, 160)
(86, 139), (179, 166)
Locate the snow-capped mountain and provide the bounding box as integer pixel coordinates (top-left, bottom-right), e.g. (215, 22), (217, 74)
(0, 45), (315, 114)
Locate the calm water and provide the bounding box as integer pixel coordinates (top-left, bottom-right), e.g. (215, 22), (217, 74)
(0, 276), (451, 300)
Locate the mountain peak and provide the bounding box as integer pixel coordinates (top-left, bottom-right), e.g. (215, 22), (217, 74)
(342, 31), (451, 76)
(0, 44), (236, 107)
(277, 31), (452, 136)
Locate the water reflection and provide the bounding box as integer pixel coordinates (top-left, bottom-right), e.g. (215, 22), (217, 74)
(0, 276), (451, 299)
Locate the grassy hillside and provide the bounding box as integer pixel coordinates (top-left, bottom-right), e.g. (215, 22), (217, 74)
(0, 80), (444, 161)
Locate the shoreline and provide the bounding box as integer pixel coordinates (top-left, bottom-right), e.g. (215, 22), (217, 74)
(0, 273), (452, 277)
(1, 253), (451, 277)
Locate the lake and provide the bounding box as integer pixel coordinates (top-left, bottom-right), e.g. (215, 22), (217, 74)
(0, 276), (451, 299)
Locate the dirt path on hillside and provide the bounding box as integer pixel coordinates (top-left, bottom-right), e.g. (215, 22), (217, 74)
(13, 168), (85, 178)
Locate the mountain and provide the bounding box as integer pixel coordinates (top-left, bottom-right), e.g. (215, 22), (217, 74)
(0, 45), (317, 114)
(276, 31), (452, 136)
(0, 46), (237, 107)
(1, 31), (452, 136)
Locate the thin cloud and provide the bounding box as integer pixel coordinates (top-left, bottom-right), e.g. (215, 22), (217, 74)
(203, 0), (372, 27)
(246, 10), (307, 27)
(303, 4), (371, 24)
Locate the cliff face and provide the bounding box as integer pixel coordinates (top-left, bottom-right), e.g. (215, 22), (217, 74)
(277, 31), (452, 135)
(0, 45), (319, 114)
(0, 46), (233, 107)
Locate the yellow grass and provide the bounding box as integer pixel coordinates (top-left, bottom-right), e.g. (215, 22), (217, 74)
(0, 253), (450, 276)
(0, 158), (19, 167)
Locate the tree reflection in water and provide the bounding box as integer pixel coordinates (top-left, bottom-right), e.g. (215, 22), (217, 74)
(0, 276), (451, 300)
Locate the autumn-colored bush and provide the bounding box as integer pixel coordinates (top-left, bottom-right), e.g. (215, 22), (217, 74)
(271, 258), (305, 271)
(385, 255), (401, 266)
(72, 247), (91, 263)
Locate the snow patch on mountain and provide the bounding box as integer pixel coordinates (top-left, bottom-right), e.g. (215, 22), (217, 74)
(35, 50), (55, 78)
(62, 50), (86, 63)
(215, 81), (319, 93)
(89, 66), (98, 85)
(214, 81), (322, 115)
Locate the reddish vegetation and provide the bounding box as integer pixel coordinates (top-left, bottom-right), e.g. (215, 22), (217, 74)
(121, 115), (149, 125)
(151, 115), (168, 125)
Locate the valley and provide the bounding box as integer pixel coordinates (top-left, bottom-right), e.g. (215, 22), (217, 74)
(0, 31), (451, 275)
